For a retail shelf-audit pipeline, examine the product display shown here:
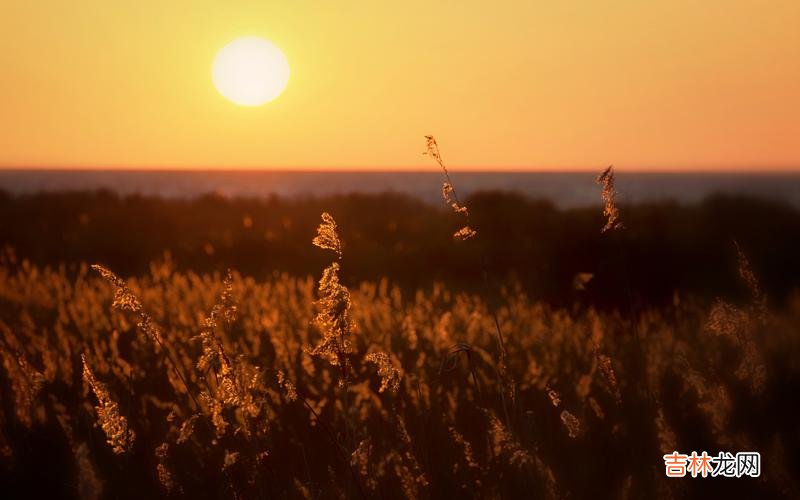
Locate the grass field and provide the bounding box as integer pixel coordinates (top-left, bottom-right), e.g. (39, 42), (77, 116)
(1, 164), (799, 498)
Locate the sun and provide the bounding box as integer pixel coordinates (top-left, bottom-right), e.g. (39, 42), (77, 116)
(212, 37), (290, 106)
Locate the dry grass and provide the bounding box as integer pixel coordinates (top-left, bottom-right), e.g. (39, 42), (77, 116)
(0, 155), (799, 498)
(596, 165), (624, 233)
(1, 234), (797, 498)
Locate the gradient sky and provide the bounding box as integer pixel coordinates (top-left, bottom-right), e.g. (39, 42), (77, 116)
(1, 1), (798, 170)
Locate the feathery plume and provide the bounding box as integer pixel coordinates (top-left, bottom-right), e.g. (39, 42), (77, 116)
(312, 212), (342, 259)
(425, 135), (477, 239)
(364, 351), (402, 393)
(155, 443), (182, 494)
(448, 426), (480, 471)
(706, 299), (747, 339)
(81, 354), (135, 454)
(597, 354), (622, 405)
(276, 370), (298, 402)
(423, 135), (446, 169)
(560, 410), (581, 438)
(488, 414), (533, 468)
(196, 271), (241, 408)
(309, 262), (354, 377)
(309, 213), (355, 383)
(596, 166), (623, 233)
(453, 226), (478, 241)
(588, 397), (605, 420)
(91, 264), (163, 345)
(546, 387), (561, 407)
(176, 414), (200, 444)
(442, 182), (454, 202)
(90, 264), (143, 313)
(0, 351), (44, 426)
(442, 182), (469, 215)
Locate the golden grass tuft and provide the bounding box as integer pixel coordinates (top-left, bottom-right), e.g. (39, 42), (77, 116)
(81, 354), (135, 454)
(596, 165), (624, 233)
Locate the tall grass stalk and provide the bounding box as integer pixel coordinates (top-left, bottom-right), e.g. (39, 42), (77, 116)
(424, 135), (515, 429)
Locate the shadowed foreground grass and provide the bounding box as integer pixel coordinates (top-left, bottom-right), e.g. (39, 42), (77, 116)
(1, 233), (799, 498)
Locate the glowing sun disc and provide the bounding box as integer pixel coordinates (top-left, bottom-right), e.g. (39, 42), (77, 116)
(212, 37), (290, 106)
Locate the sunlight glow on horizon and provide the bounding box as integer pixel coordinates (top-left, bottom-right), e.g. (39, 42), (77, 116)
(0, 1), (798, 171)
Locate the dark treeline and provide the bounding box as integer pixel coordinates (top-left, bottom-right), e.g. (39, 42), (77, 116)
(1, 189), (798, 308)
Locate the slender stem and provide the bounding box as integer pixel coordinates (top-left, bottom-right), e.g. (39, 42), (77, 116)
(300, 395), (367, 499)
(142, 315), (204, 412)
(427, 136), (514, 428)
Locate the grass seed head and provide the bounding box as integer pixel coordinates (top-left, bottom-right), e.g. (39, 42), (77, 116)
(596, 165), (624, 233)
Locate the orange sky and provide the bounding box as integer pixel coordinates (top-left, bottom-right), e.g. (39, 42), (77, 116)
(0, 1), (798, 170)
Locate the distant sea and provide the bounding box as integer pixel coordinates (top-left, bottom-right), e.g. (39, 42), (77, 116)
(2, 170), (800, 209)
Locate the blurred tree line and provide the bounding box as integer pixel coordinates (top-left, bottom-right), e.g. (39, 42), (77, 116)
(1, 189), (798, 309)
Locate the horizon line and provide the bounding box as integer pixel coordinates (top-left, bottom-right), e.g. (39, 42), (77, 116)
(2, 165), (800, 174)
